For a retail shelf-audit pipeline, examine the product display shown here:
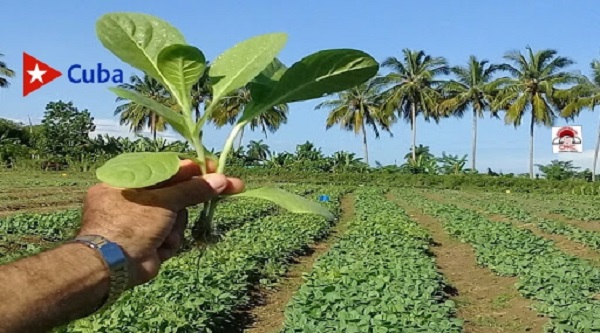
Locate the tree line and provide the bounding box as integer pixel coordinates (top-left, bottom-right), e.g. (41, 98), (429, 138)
(1, 48), (599, 180)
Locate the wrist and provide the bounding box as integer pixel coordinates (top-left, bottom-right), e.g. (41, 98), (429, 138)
(71, 235), (130, 313)
(60, 242), (112, 315)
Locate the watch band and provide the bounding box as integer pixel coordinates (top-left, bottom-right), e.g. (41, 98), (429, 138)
(72, 235), (129, 312)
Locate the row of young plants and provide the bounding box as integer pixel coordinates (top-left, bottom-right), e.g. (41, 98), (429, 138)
(463, 190), (600, 222)
(0, 182), (316, 237)
(0, 234), (49, 265)
(435, 190), (600, 251)
(0, 183), (320, 266)
(549, 206), (600, 222)
(281, 188), (462, 333)
(0, 196), (279, 239)
(0, 195), (282, 269)
(393, 190), (600, 332)
(515, 193), (600, 222)
(62, 186), (347, 333)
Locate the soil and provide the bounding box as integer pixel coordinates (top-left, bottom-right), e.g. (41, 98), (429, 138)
(388, 193), (547, 333)
(242, 194), (356, 333)
(0, 196), (83, 212)
(0, 204), (80, 217)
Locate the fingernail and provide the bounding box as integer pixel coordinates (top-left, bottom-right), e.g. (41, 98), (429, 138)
(204, 174), (227, 191)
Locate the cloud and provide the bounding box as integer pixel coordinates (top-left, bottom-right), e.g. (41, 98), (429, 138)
(90, 118), (184, 141)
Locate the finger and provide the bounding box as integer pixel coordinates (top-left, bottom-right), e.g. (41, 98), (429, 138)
(222, 177), (245, 195)
(148, 159), (201, 189)
(161, 160), (201, 187)
(163, 210), (187, 248)
(163, 231), (181, 249)
(175, 209), (188, 240)
(155, 173), (229, 210)
(206, 159), (217, 173)
(157, 246), (172, 262)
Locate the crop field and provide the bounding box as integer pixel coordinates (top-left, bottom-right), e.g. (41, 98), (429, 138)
(1, 171), (600, 333)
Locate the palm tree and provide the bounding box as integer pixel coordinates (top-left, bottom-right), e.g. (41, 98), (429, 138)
(191, 64), (212, 122)
(209, 87), (288, 148)
(379, 49), (449, 161)
(0, 54), (15, 88)
(562, 59), (600, 181)
(246, 139), (271, 162)
(316, 79), (394, 165)
(114, 74), (174, 140)
(493, 47), (580, 179)
(440, 56), (504, 171)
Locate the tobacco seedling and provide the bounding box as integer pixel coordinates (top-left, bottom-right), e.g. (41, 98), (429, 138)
(94, 12), (379, 241)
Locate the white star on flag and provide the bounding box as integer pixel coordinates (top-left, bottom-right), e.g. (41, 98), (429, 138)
(28, 64), (46, 83)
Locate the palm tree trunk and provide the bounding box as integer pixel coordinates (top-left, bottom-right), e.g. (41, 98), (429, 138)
(361, 125), (369, 165)
(593, 110), (600, 182)
(236, 127), (245, 150)
(529, 112), (535, 179)
(194, 105), (201, 123)
(151, 113), (157, 141)
(411, 103), (417, 161)
(472, 109), (477, 171)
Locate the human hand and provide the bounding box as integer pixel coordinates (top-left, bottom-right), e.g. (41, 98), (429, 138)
(77, 159), (244, 287)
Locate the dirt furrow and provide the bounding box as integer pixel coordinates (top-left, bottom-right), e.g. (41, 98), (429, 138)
(0, 204), (81, 217)
(388, 193), (547, 333)
(243, 194), (355, 333)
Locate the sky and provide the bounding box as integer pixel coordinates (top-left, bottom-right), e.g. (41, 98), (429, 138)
(1, 0), (600, 173)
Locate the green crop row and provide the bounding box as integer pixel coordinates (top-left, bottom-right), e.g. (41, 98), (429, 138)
(281, 188), (462, 333)
(0, 184), (324, 265)
(0, 209), (82, 240)
(472, 191), (600, 222)
(436, 190), (600, 252)
(549, 206), (600, 222)
(393, 190), (600, 333)
(61, 186), (347, 333)
(0, 196), (281, 268)
(0, 234), (47, 265)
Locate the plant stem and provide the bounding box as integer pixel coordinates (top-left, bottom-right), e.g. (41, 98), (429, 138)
(192, 122), (245, 242)
(196, 122), (246, 239)
(192, 139), (207, 174)
(218, 123), (245, 174)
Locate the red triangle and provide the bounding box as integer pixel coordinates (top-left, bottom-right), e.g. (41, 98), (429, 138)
(22, 52), (62, 97)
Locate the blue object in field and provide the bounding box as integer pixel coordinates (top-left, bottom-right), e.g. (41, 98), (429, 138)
(318, 195), (330, 202)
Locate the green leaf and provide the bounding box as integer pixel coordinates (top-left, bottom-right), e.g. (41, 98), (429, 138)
(232, 187), (334, 220)
(209, 33), (287, 105)
(96, 12), (186, 84)
(157, 44), (206, 110)
(239, 49), (378, 123)
(96, 152), (181, 188)
(109, 87), (190, 139)
(249, 58), (287, 101)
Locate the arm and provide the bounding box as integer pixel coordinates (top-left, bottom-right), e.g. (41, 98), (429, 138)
(0, 243), (109, 332)
(0, 160), (244, 333)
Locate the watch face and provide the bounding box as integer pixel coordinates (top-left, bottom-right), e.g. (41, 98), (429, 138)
(77, 235), (108, 247)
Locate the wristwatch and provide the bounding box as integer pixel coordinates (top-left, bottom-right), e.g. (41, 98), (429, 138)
(72, 235), (129, 312)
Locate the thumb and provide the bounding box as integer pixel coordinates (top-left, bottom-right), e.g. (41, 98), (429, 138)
(155, 173), (228, 210)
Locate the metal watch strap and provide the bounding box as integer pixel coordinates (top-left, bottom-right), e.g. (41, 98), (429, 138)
(72, 235), (129, 312)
